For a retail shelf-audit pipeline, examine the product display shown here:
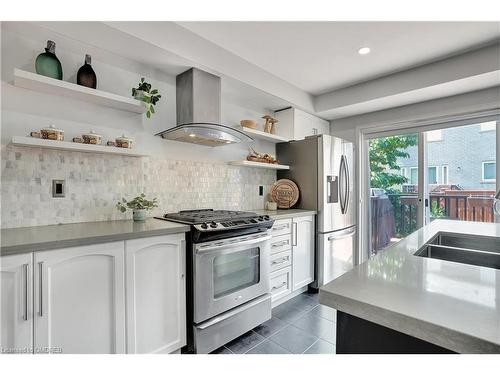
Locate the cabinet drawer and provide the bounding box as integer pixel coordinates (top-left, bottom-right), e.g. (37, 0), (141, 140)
(270, 250), (292, 273)
(271, 219), (292, 237)
(270, 234), (292, 255)
(270, 266), (291, 302)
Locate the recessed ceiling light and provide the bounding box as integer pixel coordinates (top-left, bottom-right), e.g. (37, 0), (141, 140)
(358, 47), (371, 55)
(189, 133), (196, 137)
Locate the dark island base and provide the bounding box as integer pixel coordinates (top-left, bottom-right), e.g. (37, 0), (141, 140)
(336, 311), (455, 354)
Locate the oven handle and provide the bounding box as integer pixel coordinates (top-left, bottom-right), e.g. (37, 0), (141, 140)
(195, 234), (272, 254)
(196, 294), (271, 330)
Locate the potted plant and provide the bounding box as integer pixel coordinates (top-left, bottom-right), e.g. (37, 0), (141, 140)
(116, 193), (158, 222)
(132, 78), (162, 118)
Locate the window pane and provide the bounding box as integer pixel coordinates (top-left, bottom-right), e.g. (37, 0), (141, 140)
(483, 162), (496, 181)
(428, 167), (437, 184)
(213, 248), (260, 299)
(426, 122), (496, 224)
(410, 168), (418, 185)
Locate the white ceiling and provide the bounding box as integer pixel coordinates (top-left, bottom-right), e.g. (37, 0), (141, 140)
(177, 21), (500, 95)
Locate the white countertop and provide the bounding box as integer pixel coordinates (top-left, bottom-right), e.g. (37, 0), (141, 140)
(319, 219), (500, 353)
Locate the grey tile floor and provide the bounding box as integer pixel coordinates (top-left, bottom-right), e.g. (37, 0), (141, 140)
(210, 291), (337, 354)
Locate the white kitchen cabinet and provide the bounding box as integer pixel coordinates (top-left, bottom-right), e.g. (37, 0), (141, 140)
(292, 215), (315, 290)
(1, 253), (33, 353)
(274, 107), (330, 140)
(33, 242), (126, 354)
(125, 234), (186, 354)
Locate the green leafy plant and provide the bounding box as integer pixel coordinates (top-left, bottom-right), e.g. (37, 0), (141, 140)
(132, 78), (161, 119)
(430, 200), (446, 219)
(369, 135), (418, 189)
(116, 193), (158, 213)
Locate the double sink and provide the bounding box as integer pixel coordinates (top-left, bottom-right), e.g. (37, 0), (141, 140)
(415, 232), (500, 270)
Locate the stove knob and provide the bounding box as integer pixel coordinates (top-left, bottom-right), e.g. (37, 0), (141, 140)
(210, 221), (218, 228)
(263, 215), (270, 220)
(200, 223), (208, 229)
(250, 219), (258, 223)
(258, 216), (264, 221)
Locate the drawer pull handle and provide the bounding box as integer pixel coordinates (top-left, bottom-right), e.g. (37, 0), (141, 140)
(272, 224), (288, 231)
(271, 282), (287, 291)
(272, 258), (288, 265)
(38, 262), (43, 317)
(23, 263), (29, 321)
(271, 240), (289, 248)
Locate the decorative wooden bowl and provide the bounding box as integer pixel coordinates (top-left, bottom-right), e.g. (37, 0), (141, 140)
(270, 179), (299, 208)
(240, 120), (258, 129)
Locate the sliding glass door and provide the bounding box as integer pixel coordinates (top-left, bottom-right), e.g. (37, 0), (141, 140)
(365, 120), (498, 259)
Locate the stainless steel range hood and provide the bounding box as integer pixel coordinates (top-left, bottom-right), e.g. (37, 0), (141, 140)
(156, 68), (253, 147)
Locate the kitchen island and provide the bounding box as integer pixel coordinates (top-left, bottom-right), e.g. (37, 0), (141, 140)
(319, 219), (500, 354)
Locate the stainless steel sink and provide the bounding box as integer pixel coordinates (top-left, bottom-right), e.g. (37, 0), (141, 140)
(414, 232), (500, 270)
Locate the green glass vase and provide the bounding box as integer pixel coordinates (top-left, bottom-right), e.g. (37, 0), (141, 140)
(35, 40), (63, 80)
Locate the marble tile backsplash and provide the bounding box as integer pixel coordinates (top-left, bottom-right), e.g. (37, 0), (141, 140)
(1, 145), (276, 228)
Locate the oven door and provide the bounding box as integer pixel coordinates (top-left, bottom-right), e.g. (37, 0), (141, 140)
(193, 232), (271, 323)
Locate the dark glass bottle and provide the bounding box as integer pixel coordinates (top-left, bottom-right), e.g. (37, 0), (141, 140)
(35, 40), (63, 80)
(77, 54), (97, 89)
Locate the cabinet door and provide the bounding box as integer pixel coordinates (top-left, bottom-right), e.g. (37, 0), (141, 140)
(292, 215), (315, 290)
(125, 234), (186, 354)
(293, 109), (314, 140)
(34, 242), (126, 354)
(1, 253), (33, 353)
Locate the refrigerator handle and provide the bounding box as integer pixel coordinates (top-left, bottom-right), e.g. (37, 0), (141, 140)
(339, 156), (346, 214)
(344, 154), (350, 213)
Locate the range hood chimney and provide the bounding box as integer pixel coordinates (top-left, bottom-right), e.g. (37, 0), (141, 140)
(155, 68), (253, 147)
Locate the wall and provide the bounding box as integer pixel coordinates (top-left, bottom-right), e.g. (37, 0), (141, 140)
(0, 23), (277, 228)
(329, 86), (500, 142)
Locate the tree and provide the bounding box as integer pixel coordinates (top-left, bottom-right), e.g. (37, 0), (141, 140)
(369, 135), (417, 190)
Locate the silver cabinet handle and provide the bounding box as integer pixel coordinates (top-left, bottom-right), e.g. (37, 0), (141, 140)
(23, 263), (29, 321)
(292, 222), (298, 246)
(38, 262), (43, 317)
(271, 257), (289, 265)
(272, 224), (288, 231)
(271, 240), (289, 248)
(272, 281), (287, 291)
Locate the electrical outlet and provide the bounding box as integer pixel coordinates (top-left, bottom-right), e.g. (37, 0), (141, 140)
(52, 179), (65, 198)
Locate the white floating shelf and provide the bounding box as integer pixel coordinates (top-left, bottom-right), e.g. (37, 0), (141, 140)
(14, 69), (148, 114)
(11, 136), (149, 157)
(229, 160), (290, 170)
(241, 127), (289, 143)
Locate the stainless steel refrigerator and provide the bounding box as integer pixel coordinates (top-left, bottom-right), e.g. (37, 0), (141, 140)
(277, 135), (356, 288)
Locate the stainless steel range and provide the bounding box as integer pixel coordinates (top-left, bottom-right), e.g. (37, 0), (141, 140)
(156, 209), (274, 353)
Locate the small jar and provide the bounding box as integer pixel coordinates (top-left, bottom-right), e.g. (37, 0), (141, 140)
(115, 134), (133, 148)
(82, 130), (102, 145)
(40, 124), (64, 141)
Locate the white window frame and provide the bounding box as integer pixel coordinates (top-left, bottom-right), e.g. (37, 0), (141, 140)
(482, 161), (496, 182)
(442, 165), (449, 185)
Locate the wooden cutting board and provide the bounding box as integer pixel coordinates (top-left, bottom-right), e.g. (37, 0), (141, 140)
(270, 179), (299, 209)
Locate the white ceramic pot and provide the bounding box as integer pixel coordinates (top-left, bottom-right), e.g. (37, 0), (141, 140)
(133, 209), (146, 222)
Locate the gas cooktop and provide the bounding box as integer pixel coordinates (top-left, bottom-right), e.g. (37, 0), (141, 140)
(156, 209), (272, 232)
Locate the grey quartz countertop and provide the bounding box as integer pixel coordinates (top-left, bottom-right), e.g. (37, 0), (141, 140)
(1, 219), (190, 256)
(253, 209), (316, 220)
(319, 219), (500, 354)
